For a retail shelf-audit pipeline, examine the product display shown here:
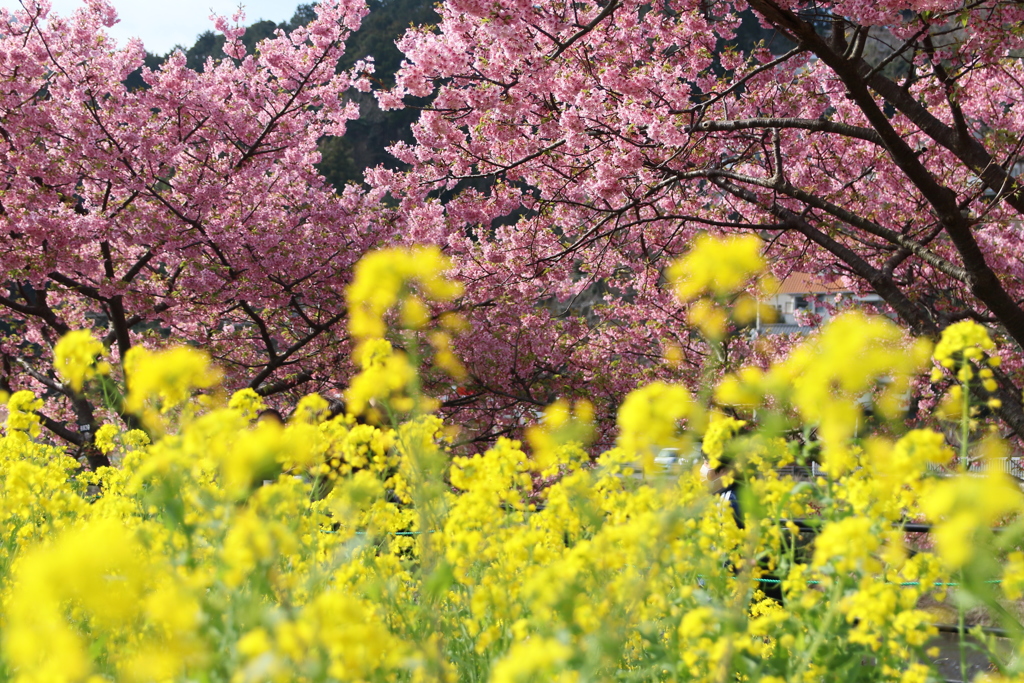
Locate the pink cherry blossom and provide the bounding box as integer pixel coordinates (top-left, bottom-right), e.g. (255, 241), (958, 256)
(374, 0), (1024, 440)
(0, 0), (376, 459)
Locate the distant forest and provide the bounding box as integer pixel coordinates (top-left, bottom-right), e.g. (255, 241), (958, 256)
(128, 0), (789, 193)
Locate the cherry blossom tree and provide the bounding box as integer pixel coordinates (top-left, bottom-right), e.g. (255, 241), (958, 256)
(372, 0), (1024, 440)
(0, 0), (377, 463)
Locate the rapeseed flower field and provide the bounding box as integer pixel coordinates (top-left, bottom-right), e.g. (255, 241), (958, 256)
(1, 241), (1022, 682)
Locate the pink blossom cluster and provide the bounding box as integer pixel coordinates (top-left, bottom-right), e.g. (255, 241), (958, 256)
(0, 0), (380, 436)
(369, 0), (1024, 439)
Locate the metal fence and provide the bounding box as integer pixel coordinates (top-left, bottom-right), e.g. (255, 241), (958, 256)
(779, 459), (1024, 482)
(928, 457), (1024, 481)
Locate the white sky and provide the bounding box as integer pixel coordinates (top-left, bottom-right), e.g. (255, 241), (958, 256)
(0, 0), (302, 54)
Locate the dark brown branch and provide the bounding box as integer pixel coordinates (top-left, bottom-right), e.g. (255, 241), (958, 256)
(246, 310), (347, 390)
(681, 47), (806, 116)
(922, 33), (970, 146)
(234, 41), (340, 170)
(122, 249), (156, 283)
(671, 165), (968, 282)
(748, 0), (1024, 362)
(549, 0), (620, 60)
(691, 117), (882, 145)
(239, 301), (279, 363)
(710, 175), (1024, 438)
(38, 412), (82, 445)
(0, 290), (70, 336)
(425, 140), (567, 184)
(859, 48), (1024, 219)
(254, 371), (313, 397)
(47, 272), (103, 301)
(11, 353), (70, 397)
(101, 302), (171, 349)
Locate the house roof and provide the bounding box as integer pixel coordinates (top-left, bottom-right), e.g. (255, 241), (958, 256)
(772, 272), (850, 295)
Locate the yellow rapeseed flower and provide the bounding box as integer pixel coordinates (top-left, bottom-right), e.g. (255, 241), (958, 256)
(933, 320), (997, 368)
(812, 516), (879, 574)
(345, 339), (420, 415)
(616, 382), (699, 467)
(52, 330), (111, 393)
(921, 466), (1023, 569)
(667, 233), (765, 302)
(228, 388), (267, 420)
(489, 637), (573, 683)
(702, 413), (747, 468)
(293, 392), (331, 425)
(769, 312), (931, 474)
(526, 399), (594, 476)
(347, 246), (463, 343)
(124, 345), (222, 415)
(6, 390), (43, 438)
(94, 423), (119, 454)
(1001, 551), (1024, 601)
(687, 298), (730, 340)
(3, 518), (156, 682)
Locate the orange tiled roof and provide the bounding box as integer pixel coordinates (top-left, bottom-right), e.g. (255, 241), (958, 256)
(772, 273), (849, 295)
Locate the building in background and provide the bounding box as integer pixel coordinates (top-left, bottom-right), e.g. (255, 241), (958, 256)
(758, 273), (884, 334)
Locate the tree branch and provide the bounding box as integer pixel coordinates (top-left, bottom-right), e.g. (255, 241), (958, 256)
(692, 117), (882, 145)
(747, 0), (1024, 360)
(549, 0), (621, 60)
(254, 371), (313, 397)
